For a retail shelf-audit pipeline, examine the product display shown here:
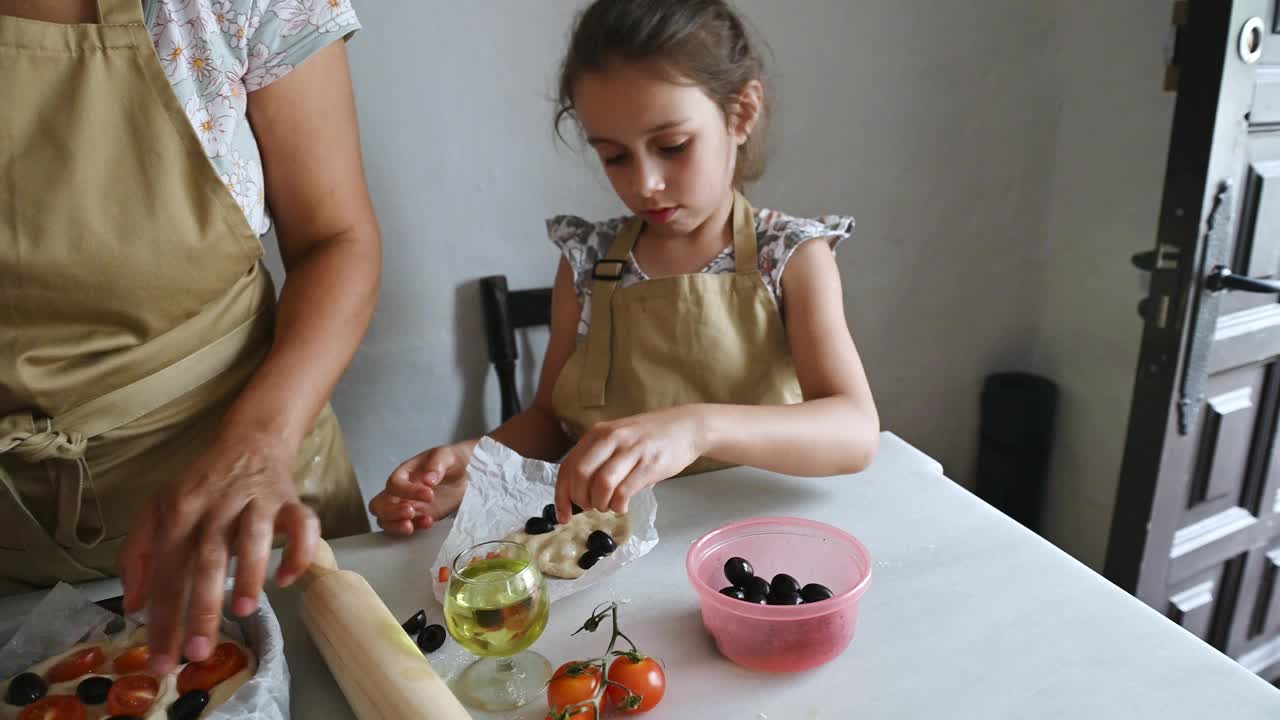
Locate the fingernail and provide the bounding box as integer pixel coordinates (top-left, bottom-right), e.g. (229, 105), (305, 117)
(233, 596), (255, 617)
(150, 654), (176, 674)
(185, 636), (211, 662)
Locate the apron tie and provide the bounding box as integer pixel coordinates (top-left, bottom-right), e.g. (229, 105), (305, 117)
(1, 416), (88, 461)
(0, 414), (105, 549)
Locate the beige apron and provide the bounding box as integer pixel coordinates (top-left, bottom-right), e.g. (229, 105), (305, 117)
(552, 191), (804, 476)
(0, 0), (368, 595)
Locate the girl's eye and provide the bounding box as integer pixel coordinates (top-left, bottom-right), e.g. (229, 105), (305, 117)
(659, 141), (689, 156)
(603, 153), (629, 166)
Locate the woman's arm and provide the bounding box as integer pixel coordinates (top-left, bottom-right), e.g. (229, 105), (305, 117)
(119, 42), (381, 673)
(228, 42), (380, 447)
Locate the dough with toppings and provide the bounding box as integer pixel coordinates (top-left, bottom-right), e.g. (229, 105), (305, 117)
(1, 624), (256, 720)
(504, 510), (632, 579)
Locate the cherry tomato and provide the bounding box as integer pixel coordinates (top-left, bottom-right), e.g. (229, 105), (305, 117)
(546, 661), (600, 718)
(17, 695), (87, 720)
(111, 645), (151, 674)
(106, 675), (159, 716)
(605, 654), (666, 713)
(177, 642), (248, 694)
(45, 647), (106, 684)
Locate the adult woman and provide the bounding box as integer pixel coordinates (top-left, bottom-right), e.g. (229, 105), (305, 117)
(0, 0), (379, 673)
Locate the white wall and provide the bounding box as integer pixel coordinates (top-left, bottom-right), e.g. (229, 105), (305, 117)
(1030, 0), (1175, 569)
(266, 1), (1170, 552)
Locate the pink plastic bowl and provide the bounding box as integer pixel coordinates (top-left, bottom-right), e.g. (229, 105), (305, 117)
(686, 516), (872, 673)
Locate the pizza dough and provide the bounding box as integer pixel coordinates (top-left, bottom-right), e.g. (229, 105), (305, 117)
(504, 509), (632, 579)
(1, 624), (256, 720)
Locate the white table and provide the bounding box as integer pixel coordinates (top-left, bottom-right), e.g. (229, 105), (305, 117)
(4, 433), (1279, 718)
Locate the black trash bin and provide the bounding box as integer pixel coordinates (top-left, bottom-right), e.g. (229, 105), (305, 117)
(975, 372), (1058, 532)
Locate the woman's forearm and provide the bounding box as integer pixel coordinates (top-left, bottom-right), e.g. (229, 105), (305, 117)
(222, 230), (380, 449)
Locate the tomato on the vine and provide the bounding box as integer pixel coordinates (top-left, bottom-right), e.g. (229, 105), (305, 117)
(605, 653), (666, 713)
(547, 661), (600, 718)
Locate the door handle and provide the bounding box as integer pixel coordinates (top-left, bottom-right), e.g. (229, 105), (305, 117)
(1205, 265), (1280, 294)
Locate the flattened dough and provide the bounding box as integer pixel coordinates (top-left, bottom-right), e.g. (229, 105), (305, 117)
(1, 624), (256, 720)
(504, 510), (632, 579)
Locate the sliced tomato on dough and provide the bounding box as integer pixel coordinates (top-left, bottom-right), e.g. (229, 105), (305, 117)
(17, 695), (88, 720)
(44, 646), (106, 683)
(106, 674), (159, 716)
(177, 642), (248, 694)
(111, 644), (151, 674)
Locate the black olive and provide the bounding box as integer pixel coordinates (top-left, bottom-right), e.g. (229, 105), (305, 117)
(767, 590), (803, 606)
(744, 589), (768, 604)
(416, 624), (446, 654)
(771, 573), (801, 595)
(168, 689), (210, 720)
(578, 551), (603, 570)
(474, 609), (504, 629)
(542, 504), (558, 523)
(525, 517), (555, 535)
(744, 575), (770, 598)
(571, 503), (584, 514)
(5, 672), (47, 707)
(105, 617), (127, 636)
(800, 583), (834, 603)
(724, 557), (754, 587)
(719, 586), (747, 601)
(401, 609), (426, 636)
(76, 676), (113, 705)
(586, 530), (617, 555)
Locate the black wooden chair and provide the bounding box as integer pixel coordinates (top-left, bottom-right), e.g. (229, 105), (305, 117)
(479, 275), (553, 422)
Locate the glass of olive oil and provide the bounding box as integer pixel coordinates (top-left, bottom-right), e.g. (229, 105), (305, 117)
(443, 540), (551, 710)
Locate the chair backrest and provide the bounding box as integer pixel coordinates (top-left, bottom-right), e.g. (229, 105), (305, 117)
(479, 275), (553, 422)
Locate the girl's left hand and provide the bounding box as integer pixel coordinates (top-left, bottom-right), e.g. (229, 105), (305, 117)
(555, 405), (707, 520)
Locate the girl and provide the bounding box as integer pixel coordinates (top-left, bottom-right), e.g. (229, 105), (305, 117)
(370, 0), (878, 532)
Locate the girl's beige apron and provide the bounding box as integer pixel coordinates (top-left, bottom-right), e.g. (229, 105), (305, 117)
(552, 191), (804, 476)
(0, 0), (368, 595)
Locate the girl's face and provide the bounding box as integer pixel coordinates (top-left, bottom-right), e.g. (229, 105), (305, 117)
(573, 60), (752, 237)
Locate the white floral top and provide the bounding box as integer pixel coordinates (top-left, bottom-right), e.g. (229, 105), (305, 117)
(548, 208), (855, 336)
(143, 0), (360, 235)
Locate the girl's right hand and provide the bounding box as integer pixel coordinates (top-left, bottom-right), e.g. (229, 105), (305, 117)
(369, 443), (472, 535)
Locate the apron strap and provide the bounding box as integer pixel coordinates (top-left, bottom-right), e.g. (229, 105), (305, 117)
(577, 192), (757, 408)
(0, 308), (266, 550)
(731, 190), (758, 276)
(578, 216), (642, 408)
(96, 0), (144, 26)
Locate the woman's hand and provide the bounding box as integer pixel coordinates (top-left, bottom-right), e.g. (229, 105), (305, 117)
(117, 428), (318, 675)
(554, 405), (707, 521)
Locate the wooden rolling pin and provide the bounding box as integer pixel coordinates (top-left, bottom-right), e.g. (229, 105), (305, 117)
(298, 539), (472, 719)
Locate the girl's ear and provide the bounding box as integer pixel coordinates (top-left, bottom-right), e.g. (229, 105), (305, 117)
(729, 79), (764, 145)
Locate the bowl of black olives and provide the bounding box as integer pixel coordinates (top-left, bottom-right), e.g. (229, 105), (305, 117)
(685, 516), (872, 672)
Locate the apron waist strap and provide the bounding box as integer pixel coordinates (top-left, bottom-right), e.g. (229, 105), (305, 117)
(0, 307), (269, 549)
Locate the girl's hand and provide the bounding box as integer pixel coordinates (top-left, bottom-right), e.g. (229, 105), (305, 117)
(555, 406), (707, 521)
(369, 442), (473, 535)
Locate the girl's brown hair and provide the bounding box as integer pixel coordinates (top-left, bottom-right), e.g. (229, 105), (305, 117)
(555, 0), (771, 185)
